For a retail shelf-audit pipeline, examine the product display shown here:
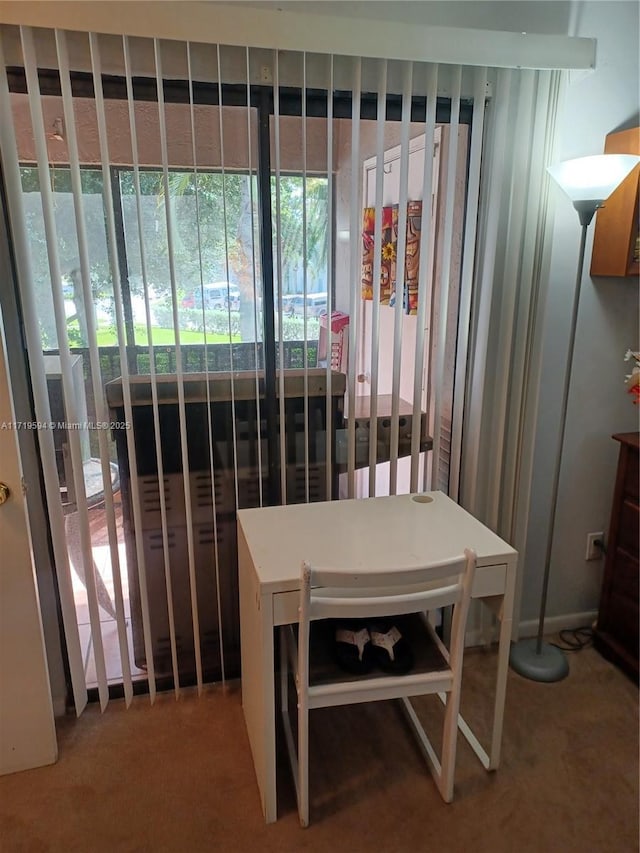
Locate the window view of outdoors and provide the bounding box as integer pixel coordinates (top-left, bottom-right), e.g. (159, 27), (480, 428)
(119, 169), (261, 346)
(21, 166), (330, 356)
(271, 174), (329, 344)
(21, 166), (110, 351)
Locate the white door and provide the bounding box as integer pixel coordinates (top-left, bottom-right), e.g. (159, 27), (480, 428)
(356, 132), (441, 497)
(0, 308), (57, 774)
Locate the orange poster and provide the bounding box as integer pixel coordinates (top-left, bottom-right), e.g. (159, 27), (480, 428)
(380, 205), (398, 305)
(361, 206), (375, 301)
(405, 200), (422, 315)
(362, 202), (422, 313)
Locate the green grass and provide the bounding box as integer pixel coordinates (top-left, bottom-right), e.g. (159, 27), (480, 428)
(95, 325), (240, 346)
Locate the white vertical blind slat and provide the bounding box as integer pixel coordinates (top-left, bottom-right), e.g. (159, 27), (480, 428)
(449, 66), (488, 504)
(216, 42), (246, 682)
(388, 60), (413, 496)
(216, 43), (241, 524)
(246, 48), (264, 509)
(89, 31), (158, 702)
(56, 29), (134, 706)
(324, 56), (334, 500)
(502, 71), (560, 541)
(21, 26), (110, 710)
(301, 52), (310, 504)
(486, 70), (536, 529)
(273, 49), (287, 505)
(0, 30), (88, 716)
(429, 64), (461, 493)
(193, 42), (226, 685)
(153, 38), (204, 692)
(510, 71), (565, 623)
(410, 64), (438, 494)
(346, 57), (362, 500)
(367, 59), (388, 498)
(133, 37), (181, 691)
(461, 68), (513, 518)
(122, 34), (180, 694)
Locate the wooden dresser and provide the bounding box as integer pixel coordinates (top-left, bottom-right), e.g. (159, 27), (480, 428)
(594, 432), (639, 680)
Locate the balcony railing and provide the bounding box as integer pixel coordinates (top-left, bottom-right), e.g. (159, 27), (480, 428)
(45, 339), (316, 378)
(44, 340), (319, 460)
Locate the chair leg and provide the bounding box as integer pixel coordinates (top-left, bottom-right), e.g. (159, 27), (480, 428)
(298, 698), (309, 827)
(402, 691), (460, 804)
(439, 686), (462, 803)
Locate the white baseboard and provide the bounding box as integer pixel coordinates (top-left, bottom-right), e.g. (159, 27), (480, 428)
(465, 610), (598, 647)
(514, 611), (598, 639)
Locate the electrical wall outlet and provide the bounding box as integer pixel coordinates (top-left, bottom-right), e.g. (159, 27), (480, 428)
(586, 531), (604, 561)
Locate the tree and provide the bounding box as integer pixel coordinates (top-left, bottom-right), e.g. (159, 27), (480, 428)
(20, 166), (111, 348)
(150, 170), (259, 342)
(272, 176), (328, 292)
(22, 164), (330, 349)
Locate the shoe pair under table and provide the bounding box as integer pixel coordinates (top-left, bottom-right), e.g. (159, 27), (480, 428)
(333, 617), (414, 675)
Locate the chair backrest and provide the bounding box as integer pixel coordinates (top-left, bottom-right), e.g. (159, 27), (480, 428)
(297, 550), (476, 692)
(300, 550), (476, 625)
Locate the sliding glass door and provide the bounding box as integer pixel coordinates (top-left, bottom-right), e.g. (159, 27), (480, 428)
(1, 28), (480, 710)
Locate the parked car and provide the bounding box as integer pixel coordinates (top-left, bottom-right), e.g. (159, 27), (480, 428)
(292, 292), (327, 318)
(182, 282), (240, 311)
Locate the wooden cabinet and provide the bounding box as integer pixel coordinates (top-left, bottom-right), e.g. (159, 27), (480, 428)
(590, 127), (640, 278)
(594, 433), (639, 679)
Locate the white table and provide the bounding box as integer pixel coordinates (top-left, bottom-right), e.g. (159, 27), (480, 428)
(237, 491), (518, 823)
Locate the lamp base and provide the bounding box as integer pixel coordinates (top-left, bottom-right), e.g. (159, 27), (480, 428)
(509, 638), (569, 682)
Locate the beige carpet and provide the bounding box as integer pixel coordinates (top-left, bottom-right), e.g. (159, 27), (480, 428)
(1, 644), (637, 853)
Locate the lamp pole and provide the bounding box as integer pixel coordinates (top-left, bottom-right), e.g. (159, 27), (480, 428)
(510, 216), (592, 682)
(510, 151), (640, 683)
(534, 219), (589, 662)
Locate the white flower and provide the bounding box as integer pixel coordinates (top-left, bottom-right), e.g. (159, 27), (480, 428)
(624, 349), (640, 388)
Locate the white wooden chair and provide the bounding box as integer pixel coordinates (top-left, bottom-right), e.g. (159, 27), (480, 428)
(279, 549), (477, 827)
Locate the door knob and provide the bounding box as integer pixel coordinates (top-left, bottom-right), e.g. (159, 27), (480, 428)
(0, 483), (10, 505)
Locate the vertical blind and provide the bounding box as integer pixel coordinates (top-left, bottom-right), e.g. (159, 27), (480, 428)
(0, 24), (563, 712)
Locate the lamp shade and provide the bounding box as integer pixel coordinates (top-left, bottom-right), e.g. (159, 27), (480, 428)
(548, 154), (640, 203)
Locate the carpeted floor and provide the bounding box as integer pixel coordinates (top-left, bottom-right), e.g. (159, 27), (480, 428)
(0, 644), (637, 853)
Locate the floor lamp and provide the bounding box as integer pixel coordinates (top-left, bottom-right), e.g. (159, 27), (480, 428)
(510, 152), (640, 683)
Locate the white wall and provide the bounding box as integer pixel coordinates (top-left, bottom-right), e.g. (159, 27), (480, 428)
(520, 1), (640, 631)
